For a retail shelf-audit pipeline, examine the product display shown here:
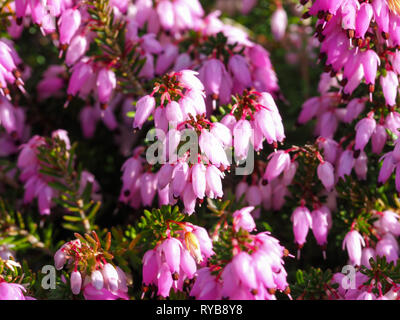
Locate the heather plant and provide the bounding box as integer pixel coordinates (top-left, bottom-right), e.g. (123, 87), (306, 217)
(1, 0), (400, 301)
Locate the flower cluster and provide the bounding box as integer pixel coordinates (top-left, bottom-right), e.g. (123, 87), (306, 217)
(54, 232), (129, 300)
(142, 220), (213, 298)
(17, 130), (100, 215)
(190, 207), (291, 300)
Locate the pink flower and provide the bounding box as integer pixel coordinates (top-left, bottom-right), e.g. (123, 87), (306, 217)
(83, 283), (128, 300)
(311, 206), (331, 246)
(192, 163), (206, 200)
(133, 95), (156, 129)
(344, 98), (366, 123)
(381, 71), (399, 106)
(355, 3), (373, 39)
(91, 270), (104, 290)
(165, 101), (184, 124)
(241, 0), (257, 14)
(96, 68), (116, 105)
(379, 210), (400, 236)
(291, 206), (312, 247)
(159, 238), (182, 274)
(199, 59), (226, 96)
(342, 230), (365, 266)
(142, 249), (158, 285)
(233, 207), (256, 232)
(233, 119), (252, 161)
(271, 7), (288, 41)
(378, 152), (395, 184)
(199, 129), (229, 167)
(140, 172), (157, 206)
(263, 151), (291, 183)
(355, 117), (376, 151)
(371, 124), (387, 154)
(58, 8), (81, 46)
(361, 247), (375, 268)
(155, 44), (179, 75)
(157, 0), (174, 30)
(0, 281), (27, 300)
(101, 263), (119, 292)
(232, 252), (257, 290)
(65, 34), (88, 66)
(228, 55), (252, 88)
(317, 161), (335, 191)
(337, 150), (355, 180)
(205, 165), (224, 199)
(70, 271), (82, 295)
(361, 50), (380, 86)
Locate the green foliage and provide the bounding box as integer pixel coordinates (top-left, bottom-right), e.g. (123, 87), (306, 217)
(291, 267), (337, 300)
(137, 205), (185, 248)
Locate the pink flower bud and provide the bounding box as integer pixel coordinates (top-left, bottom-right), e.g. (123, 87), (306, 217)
(210, 123), (232, 148)
(361, 50), (380, 85)
(199, 130), (229, 167)
(102, 263), (119, 292)
(160, 238), (182, 274)
(54, 249), (66, 270)
(199, 59), (225, 96)
(271, 7), (287, 41)
(317, 161), (335, 191)
(255, 109), (276, 144)
(337, 150), (355, 179)
(192, 226), (213, 258)
(66, 35), (88, 66)
(67, 62), (93, 97)
(372, 0), (390, 34)
(376, 237), (399, 263)
(379, 152), (395, 184)
(228, 55), (252, 88)
(133, 95), (156, 129)
(246, 186), (262, 214)
(38, 185), (53, 215)
(172, 162), (189, 197)
(361, 247), (375, 268)
(183, 183), (197, 215)
(180, 249), (196, 279)
(342, 230), (365, 266)
(165, 101), (184, 124)
(157, 164), (174, 190)
(355, 3), (373, 39)
(155, 44), (178, 75)
(58, 9), (81, 45)
(71, 271), (82, 295)
(355, 151), (368, 180)
(0, 41), (17, 72)
(233, 119), (252, 161)
(140, 172), (157, 206)
(205, 165), (224, 199)
(311, 207), (330, 246)
(142, 249), (158, 285)
(157, 262), (173, 297)
(96, 68), (116, 104)
(157, 0), (174, 30)
(263, 151), (291, 182)
(380, 210), (400, 236)
(233, 207), (256, 233)
(371, 124), (387, 154)
(298, 97), (319, 124)
(291, 206), (312, 246)
(232, 252), (257, 289)
(381, 71), (399, 106)
(241, 0), (257, 14)
(91, 270), (104, 290)
(192, 163), (206, 199)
